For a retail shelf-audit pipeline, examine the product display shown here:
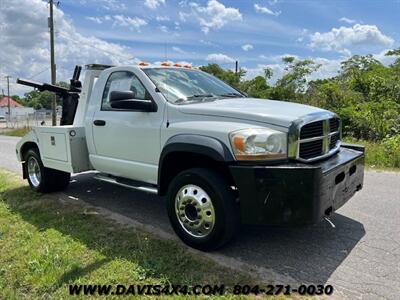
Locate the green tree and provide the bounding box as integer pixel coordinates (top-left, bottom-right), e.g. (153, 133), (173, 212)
(271, 56), (321, 101)
(199, 64), (246, 88)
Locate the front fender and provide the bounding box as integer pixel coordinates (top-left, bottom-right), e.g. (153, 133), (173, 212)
(157, 134), (234, 195)
(160, 134), (234, 163)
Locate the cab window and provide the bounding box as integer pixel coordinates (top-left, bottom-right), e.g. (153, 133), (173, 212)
(101, 71), (151, 110)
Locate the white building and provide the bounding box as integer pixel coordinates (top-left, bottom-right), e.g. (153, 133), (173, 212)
(0, 96), (34, 118)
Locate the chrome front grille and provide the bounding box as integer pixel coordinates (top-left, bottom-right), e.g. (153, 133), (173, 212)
(289, 115), (341, 162)
(329, 132), (340, 149)
(299, 139), (323, 159)
(329, 118), (340, 132)
(300, 120), (323, 139)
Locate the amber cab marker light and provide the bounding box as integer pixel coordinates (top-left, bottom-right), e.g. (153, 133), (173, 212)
(173, 63), (182, 67)
(161, 62), (171, 66)
(138, 62), (149, 66)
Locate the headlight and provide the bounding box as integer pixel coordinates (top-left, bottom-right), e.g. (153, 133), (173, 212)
(229, 128), (287, 161)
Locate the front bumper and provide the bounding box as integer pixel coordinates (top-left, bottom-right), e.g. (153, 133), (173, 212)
(229, 144), (364, 225)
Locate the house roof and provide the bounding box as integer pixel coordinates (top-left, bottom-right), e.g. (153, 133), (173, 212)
(0, 96), (23, 108)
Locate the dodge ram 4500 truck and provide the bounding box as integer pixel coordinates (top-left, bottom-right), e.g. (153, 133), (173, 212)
(16, 64), (365, 250)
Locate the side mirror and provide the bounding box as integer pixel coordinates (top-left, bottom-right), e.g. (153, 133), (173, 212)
(110, 91), (135, 102)
(109, 91), (156, 112)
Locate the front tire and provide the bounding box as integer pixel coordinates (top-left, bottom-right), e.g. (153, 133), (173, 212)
(167, 168), (239, 251)
(24, 148), (71, 193)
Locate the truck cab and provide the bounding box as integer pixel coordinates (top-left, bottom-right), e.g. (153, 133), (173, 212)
(16, 64), (365, 250)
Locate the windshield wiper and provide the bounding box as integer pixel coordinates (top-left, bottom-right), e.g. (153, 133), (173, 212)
(218, 92), (244, 98)
(175, 94), (216, 104)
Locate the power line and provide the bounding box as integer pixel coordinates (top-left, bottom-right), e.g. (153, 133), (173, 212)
(28, 67), (51, 80)
(0, 59), (49, 80)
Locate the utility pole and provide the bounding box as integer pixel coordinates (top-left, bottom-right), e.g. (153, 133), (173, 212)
(5, 75), (11, 121)
(49, 0), (57, 126)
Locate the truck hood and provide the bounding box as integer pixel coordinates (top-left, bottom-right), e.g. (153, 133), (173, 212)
(178, 98), (329, 128)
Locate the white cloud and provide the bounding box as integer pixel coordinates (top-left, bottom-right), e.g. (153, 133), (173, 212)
(81, 0), (127, 11)
(101, 0), (127, 10)
(156, 15), (170, 22)
(84, 15), (147, 31)
(199, 39), (214, 46)
(144, 0), (165, 10)
(159, 25), (169, 33)
(244, 63), (284, 83)
(307, 57), (341, 80)
(339, 17), (356, 24)
(113, 15), (147, 30)
(372, 48), (397, 66)
(189, 0), (242, 34)
(206, 53), (235, 63)
(178, 11), (190, 22)
(309, 24), (394, 54)
(242, 44), (254, 51)
(254, 3), (281, 16)
(0, 0), (138, 95)
(172, 46), (186, 54)
(86, 16), (103, 24)
(269, 0), (280, 5)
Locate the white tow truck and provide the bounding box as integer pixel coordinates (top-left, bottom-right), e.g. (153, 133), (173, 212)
(16, 63), (365, 250)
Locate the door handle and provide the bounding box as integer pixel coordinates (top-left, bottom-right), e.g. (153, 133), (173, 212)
(93, 120), (106, 126)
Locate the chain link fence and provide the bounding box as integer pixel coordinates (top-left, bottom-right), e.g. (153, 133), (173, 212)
(0, 111), (61, 130)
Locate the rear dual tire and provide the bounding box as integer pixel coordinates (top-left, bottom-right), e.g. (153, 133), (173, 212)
(167, 168), (239, 251)
(24, 148), (71, 193)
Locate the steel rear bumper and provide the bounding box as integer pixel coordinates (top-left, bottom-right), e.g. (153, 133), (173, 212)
(229, 144), (365, 225)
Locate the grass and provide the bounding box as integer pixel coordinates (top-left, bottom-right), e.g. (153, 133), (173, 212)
(0, 127), (31, 137)
(0, 170), (282, 299)
(343, 137), (400, 170)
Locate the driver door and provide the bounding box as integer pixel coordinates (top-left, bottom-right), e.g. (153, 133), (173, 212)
(91, 70), (163, 184)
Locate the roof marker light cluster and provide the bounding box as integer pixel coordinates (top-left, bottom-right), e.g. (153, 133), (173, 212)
(137, 61), (192, 69)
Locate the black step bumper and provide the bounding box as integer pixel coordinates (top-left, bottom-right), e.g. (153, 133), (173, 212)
(229, 144), (365, 225)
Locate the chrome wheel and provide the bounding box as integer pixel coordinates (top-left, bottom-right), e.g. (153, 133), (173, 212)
(175, 184), (215, 238)
(27, 156), (41, 188)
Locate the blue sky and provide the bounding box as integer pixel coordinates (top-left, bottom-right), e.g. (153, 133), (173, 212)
(63, 0), (399, 64)
(0, 0), (399, 94)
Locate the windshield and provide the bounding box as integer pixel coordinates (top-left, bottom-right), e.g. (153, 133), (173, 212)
(143, 68), (244, 104)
